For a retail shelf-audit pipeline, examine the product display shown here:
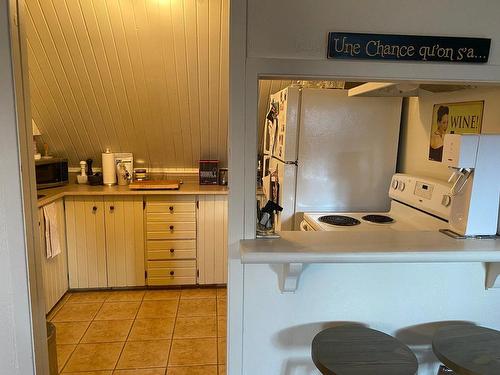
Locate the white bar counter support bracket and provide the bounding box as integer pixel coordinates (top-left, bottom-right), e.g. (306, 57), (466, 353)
(485, 262), (500, 289)
(280, 263), (305, 293)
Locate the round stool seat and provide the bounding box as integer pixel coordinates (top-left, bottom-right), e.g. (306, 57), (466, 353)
(432, 325), (500, 375)
(311, 326), (418, 375)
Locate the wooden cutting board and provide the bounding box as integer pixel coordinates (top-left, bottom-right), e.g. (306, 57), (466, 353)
(129, 180), (180, 190)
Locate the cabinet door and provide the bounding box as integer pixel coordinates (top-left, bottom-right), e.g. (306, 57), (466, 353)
(104, 196), (145, 287)
(65, 196), (107, 288)
(197, 195), (228, 284)
(39, 200), (69, 313)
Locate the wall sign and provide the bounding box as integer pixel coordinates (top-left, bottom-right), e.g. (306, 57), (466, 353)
(327, 32), (490, 63)
(428, 101), (484, 162)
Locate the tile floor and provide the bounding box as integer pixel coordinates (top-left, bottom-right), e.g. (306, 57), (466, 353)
(48, 287), (227, 375)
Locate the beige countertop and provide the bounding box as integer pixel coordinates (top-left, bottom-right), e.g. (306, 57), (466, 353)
(37, 182), (228, 207)
(240, 230), (500, 264)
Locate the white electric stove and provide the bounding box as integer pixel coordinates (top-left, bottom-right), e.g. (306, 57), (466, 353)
(301, 174), (452, 232)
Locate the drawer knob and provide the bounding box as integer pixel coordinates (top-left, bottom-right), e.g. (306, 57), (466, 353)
(169, 206), (174, 211)
(170, 270), (175, 276)
(92, 206), (97, 212)
(110, 205), (115, 212)
(169, 225), (174, 231)
(170, 248), (175, 253)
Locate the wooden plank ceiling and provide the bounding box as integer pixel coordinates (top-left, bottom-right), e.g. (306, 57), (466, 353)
(25, 0), (228, 168)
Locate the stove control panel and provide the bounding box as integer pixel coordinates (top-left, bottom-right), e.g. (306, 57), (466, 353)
(389, 173), (452, 220)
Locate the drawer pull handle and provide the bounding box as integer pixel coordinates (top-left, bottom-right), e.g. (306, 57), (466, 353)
(169, 225), (174, 231)
(92, 206), (97, 212)
(170, 271), (175, 276)
(170, 248), (175, 253)
(169, 206), (174, 211)
(110, 205), (115, 212)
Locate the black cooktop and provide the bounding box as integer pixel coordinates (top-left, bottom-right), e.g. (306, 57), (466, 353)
(361, 214), (394, 224)
(318, 215), (361, 226)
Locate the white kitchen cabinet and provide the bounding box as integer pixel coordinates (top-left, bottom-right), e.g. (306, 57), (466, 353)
(39, 199), (69, 313)
(65, 196), (107, 288)
(197, 195), (228, 284)
(65, 195), (145, 288)
(104, 196), (145, 287)
(145, 195), (197, 286)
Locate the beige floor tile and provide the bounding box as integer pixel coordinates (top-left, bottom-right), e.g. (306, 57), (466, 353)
(66, 372), (113, 375)
(94, 302), (141, 321)
(107, 290), (145, 302)
(216, 288), (227, 299)
(53, 321), (90, 344)
(166, 365), (217, 375)
(136, 300), (178, 319)
(57, 344), (76, 372)
(169, 338), (217, 366)
(63, 342), (124, 372)
(218, 365), (226, 375)
(81, 320), (133, 343)
(217, 317), (226, 338)
(52, 302), (102, 322)
(116, 340), (171, 369)
(180, 288), (217, 299)
(143, 289), (180, 300)
(113, 369), (166, 375)
(177, 299), (216, 317)
(47, 293), (70, 321)
(67, 291), (111, 304)
(216, 299), (226, 316)
(217, 338), (226, 365)
(173, 317), (216, 339)
(128, 318), (175, 341)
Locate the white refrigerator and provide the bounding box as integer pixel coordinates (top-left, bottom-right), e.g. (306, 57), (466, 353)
(261, 86), (403, 230)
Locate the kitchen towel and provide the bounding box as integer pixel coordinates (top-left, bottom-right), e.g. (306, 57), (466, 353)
(43, 203), (61, 259)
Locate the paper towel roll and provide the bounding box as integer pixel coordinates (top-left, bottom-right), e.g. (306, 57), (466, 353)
(102, 148), (116, 185)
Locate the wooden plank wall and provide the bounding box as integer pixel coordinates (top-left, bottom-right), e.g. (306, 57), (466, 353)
(25, 0), (229, 168)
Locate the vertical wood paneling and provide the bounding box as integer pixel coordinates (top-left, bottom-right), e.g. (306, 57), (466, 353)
(105, 196), (145, 287)
(65, 196), (107, 288)
(39, 200), (69, 313)
(26, 0), (229, 168)
(197, 194), (228, 284)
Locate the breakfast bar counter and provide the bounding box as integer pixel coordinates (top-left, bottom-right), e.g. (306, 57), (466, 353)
(240, 231), (500, 291)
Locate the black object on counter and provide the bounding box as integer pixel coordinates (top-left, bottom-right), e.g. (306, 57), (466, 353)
(86, 158), (93, 176)
(88, 173), (103, 186)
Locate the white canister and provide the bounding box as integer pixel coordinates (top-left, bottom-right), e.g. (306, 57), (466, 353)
(102, 148), (116, 185)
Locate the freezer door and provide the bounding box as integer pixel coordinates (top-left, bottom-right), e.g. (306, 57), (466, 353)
(271, 87), (301, 162)
(295, 88), (402, 214)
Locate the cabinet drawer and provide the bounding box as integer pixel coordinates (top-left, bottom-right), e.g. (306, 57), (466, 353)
(147, 260), (197, 286)
(146, 201), (196, 214)
(146, 212), (196, 223)
(147, 222), (196, 240)
(147, 240), (196, 260)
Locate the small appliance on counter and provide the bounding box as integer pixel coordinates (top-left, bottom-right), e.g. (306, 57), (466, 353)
(442, 134), (500, 237)
(35, 158), (69, 189)
(199, 160), (219, 185)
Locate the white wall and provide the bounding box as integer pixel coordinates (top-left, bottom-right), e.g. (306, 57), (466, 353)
(0, 1), (37, 373)
(229, 1), (500, 375)
(243, 263), (500, 375)
(399, 87), (500, 180)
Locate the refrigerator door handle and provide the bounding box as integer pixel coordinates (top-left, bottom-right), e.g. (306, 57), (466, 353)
(272, 157), (298, 166)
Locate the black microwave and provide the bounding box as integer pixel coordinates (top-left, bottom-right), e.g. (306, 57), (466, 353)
(35, 158), (69, 189)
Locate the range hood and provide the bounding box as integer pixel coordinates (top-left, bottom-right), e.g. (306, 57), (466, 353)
(348, 82), (473, 97)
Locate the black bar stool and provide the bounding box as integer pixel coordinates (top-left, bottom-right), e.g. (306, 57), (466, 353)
(312, 326), (418, 375)
(432, 324), (500, 375)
